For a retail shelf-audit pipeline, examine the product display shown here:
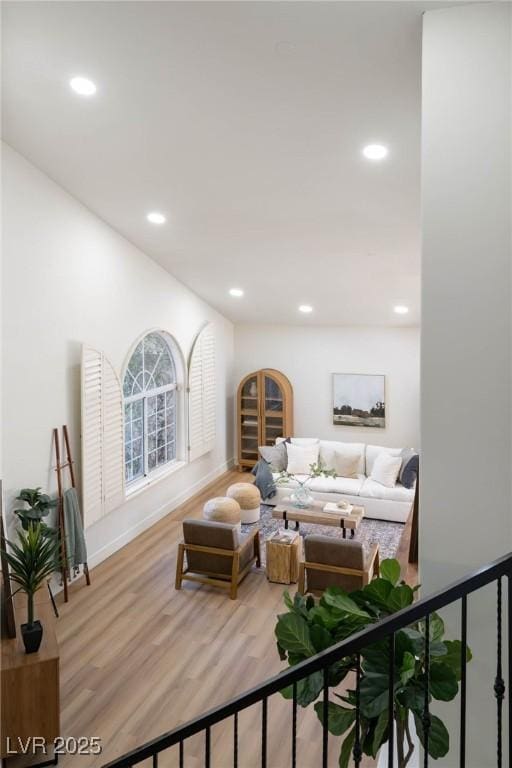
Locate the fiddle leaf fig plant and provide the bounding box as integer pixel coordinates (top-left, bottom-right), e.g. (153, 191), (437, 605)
(275, 559), (471, 768)
(14, 487), (58, 532)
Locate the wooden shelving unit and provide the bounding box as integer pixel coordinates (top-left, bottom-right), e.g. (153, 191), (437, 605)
(237, 369), (294, 469)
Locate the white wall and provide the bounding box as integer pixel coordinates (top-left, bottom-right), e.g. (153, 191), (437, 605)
(234, 325), (420, 449)
(2, 145), (235, 565)
(421, 4), (511, 765)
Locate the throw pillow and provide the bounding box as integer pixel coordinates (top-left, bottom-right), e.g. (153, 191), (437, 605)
(370, 452), (403, 488)
(259, 442), (288, 472)
(399, 448), (419, 489)
(286, 442), (320, 475)
(290, 438), (319, 446)
(333, 450), (360, 479)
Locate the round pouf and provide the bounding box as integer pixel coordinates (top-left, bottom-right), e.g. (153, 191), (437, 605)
(203, 496), (241, 531)
(227, 483), (261, 524)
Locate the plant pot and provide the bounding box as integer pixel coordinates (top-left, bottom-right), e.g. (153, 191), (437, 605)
(377, 714), (419, 768)
(21, 620), (43, 654)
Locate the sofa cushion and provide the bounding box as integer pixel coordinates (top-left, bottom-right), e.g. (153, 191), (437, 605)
(308, 475), (364, 496)
(319, 441), (365, 475)
(360, 478), (415, 503)
(365, 444), (402, 476)
(370, 452), (403, 488)
(259, 442), (288, 472)
(400, 448), (419, 489)
(286, 442), (320, 474)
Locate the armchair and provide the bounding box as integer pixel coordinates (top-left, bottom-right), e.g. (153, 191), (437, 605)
(175, 519), (261, 599)
(298, 536), (379, 595)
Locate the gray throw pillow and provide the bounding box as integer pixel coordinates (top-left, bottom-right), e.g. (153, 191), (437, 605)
(259, 441), (288, 472)
(399, 448), (419, 489)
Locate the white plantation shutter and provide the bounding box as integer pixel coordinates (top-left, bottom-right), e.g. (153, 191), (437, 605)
(81, 345), (124, 528)
(188, 324), (216, 461)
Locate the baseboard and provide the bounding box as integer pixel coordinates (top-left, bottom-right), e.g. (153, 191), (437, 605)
(76, 457), (236, 574)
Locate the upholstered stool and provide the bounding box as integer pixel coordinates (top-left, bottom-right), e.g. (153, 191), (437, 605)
(203, 497), (241, 531)
(226, 483), (261, 524)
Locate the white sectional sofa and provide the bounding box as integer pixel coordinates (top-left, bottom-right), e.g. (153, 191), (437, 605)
(265, 439), (416, 524)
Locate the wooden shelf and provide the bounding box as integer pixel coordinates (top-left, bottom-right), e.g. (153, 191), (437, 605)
(237, 369), (293, 469)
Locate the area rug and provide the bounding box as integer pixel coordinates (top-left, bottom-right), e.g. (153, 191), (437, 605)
(241, 504), (404, 567)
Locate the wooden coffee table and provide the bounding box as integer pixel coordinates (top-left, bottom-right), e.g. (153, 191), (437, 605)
(272, 499), (364, 539)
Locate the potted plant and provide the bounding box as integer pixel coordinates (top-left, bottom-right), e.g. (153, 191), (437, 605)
(1, 523), (59, 653)
(14, 487), (58, 533)
(275, 559), (471, 767)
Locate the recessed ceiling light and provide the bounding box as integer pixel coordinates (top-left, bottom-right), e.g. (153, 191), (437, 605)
(146, 212), (166, 225)
(298, 304), (313, 314)
(229, 288), (244, 297)
(69, 76), (97, 96)
(394, 305), (409, 315)
(362, 144), (388, 160)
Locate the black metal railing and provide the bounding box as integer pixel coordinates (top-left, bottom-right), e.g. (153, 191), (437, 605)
(103, 552), (512, 768)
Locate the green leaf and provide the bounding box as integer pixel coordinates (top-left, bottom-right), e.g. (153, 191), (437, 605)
(314, 701), (356, 736)
(283, 591), (293, 610)
(360, 578), (393, 610)
(440, 640), (472, 681)
(322, 587), (371, 619)
(360, 669), (393, 718)
(400, 651), (416, 686)
(310, 605), (342, 631)
(310, 623), (334, 653)
(429, 662), (458, 701)
(280, 671), (324, 707)
(380, 558), (401, 586)
(387, 584), (414, 612)
(372, 710), (389, 756)
(274, 613), (316, 657)
(361, 640), (389, 671)
(339, 727), (356, 768)
(398, 681), (425, 711)
(414, 713), (449, 759)
(420, 613), (445, 642)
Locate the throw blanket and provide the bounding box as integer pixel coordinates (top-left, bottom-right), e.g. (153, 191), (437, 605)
(63, 487), (88, 570)
(252, 459), (276, 500)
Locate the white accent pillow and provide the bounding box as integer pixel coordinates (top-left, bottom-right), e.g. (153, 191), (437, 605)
(333, 450), (361, 479)
(286, 442), (320, 474)
(370, 452), (403, 488)
(290, 438), (319, 446)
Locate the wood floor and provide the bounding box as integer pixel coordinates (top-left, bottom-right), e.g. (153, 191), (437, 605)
(49, 469), (414, 768)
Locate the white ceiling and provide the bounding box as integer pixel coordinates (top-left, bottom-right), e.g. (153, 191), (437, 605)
(2, 1), (427, 326)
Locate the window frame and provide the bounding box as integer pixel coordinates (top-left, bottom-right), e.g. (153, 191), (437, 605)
(122, 330), (186, 495)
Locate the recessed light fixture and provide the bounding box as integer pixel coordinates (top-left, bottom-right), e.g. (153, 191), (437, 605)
(229, 288), (244, 297)
(394, 305), (409, 315)
(69, 76), (97, 96)
(298, 304), (313, 314)
(362, 144), (388, 161)
(146, 212), (166, 225)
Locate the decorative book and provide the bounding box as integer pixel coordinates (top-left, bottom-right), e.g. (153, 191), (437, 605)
(323, 502), (354, 516)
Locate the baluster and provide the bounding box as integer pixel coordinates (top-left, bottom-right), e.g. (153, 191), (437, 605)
(233, 712), (238, 768)
(322, 668), (329, 768)
(388, 632), (395, 768)
(353, 654), (362, 767)
(261, 697), (268, 768)
(508, 573), (512, 768)
(495, 578), (505, 768)
(205, 726), (211, 768)
(179, 741), (184, 768)
(152, 754), (158, 768)
(423, 614), (431, 768)
(292, 681), (297, 768)
(460, 596), (467, 768)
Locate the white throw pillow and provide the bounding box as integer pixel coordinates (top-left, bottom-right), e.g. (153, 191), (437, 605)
(286, 442), (320, 474)
(290, 438), (319, 446)
(370, 452), (403, 488)
(333, 450), (360, 479)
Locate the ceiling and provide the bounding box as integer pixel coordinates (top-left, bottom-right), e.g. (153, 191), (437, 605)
(2, 1), (427, 326)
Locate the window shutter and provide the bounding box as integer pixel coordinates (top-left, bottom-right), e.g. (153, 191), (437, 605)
(81, 345), (124, 528)
(188, 324), (216, 461)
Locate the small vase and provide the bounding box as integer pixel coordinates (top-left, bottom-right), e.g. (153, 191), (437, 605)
(291, 485), (314, 509)
(21, 620), (43, 654)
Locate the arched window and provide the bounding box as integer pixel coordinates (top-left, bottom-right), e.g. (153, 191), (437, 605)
(123, 331), (181, 484)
